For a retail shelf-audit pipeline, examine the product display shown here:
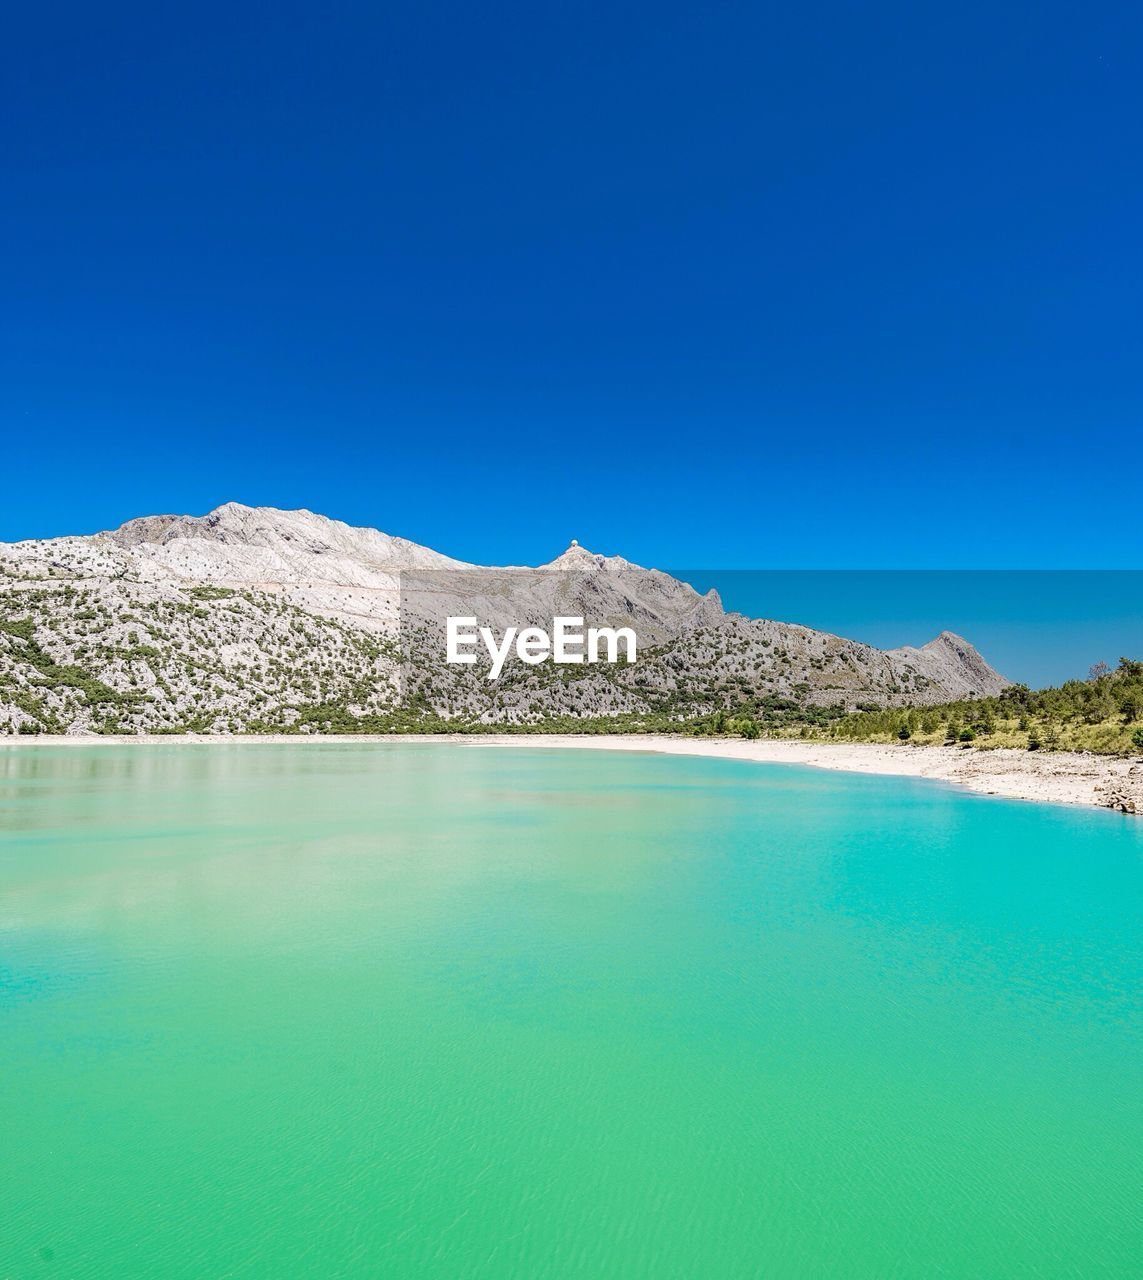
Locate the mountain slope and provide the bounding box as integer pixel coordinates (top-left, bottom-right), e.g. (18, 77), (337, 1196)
(0, 504), (1008, 734)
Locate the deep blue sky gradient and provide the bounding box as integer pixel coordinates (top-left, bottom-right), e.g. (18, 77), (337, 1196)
(3, 2), (1141, 675)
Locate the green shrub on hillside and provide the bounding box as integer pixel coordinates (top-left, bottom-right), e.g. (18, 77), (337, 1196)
(823, 658), (1143, 756)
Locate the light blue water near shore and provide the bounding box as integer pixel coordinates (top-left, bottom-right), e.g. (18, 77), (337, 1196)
(2, 744), (1141, 1278)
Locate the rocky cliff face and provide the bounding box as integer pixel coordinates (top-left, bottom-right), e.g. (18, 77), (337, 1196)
(0, 504), (1008, 734)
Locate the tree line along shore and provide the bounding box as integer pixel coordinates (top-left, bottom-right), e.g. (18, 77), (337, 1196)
(10, 657), (1139, 760)
(803, 657), (1143, 757)
(249, 657), (1143, 758)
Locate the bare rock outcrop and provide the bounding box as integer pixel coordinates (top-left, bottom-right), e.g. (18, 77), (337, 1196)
(1096, 766), (1143, 813)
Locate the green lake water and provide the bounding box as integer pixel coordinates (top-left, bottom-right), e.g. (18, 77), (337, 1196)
(2, 743), (1141, 1278)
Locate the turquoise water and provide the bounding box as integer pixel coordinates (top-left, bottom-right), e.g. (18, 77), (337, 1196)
(2, 744), (1141, 1278)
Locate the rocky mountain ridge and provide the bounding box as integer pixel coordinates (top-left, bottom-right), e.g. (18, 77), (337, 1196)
(0, 504), (1008, 734)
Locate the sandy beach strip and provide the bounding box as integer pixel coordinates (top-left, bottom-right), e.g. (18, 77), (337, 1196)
(2, 732), (1140, 814)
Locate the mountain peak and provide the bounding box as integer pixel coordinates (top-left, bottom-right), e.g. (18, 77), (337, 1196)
(886, 629), (1008, 692)
(541, 541), (643, 572)
(546, 541), (602, 568)
(924, 630), (979, 655)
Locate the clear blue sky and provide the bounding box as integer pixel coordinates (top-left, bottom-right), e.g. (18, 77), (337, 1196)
(4, 3), (1141, 589)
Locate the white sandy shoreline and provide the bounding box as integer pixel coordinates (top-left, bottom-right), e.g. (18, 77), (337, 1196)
(3, 733), (1140, 814)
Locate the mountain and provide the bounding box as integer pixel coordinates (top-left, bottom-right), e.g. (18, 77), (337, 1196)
(0, 504), (1008, 735)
